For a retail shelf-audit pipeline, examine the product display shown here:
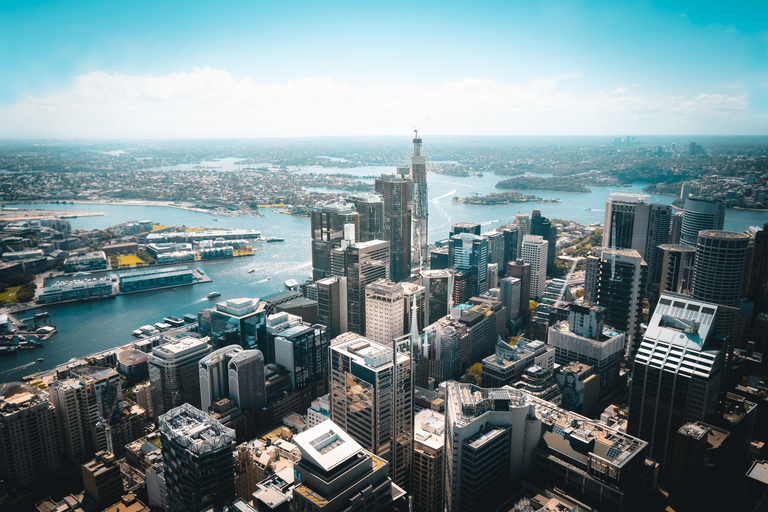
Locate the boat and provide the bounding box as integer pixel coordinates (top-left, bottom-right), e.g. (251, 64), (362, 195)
(74, 272), (91, 277)
(266, 238), (285, 243)
(248, 269), (255, 273)
(132, 329), (143, 337)
(207, 292), (221, 300)
(36, 358), (44, 363)
(267, 277), (271, 281)
(163, 316), (185, 327)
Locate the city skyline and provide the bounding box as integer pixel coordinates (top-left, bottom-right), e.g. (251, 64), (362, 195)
(1, 1), (767, 137)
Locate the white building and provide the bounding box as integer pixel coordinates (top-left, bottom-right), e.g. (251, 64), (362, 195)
(521, 235), (548, 300)
(365, 279), (405, 346)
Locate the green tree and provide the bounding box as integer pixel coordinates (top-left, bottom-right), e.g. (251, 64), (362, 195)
(460, 363), (483, 385)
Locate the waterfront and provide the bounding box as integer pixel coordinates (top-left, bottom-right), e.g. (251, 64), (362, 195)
(1, 167), (764, 381)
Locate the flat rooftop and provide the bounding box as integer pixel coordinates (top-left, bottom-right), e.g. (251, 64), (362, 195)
(293, 420), (362, 473)
(159, 403), (235, 454)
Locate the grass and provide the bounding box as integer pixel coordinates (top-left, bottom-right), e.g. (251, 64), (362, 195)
(151, 224), (170, 231)
(117, 255), (144, 266)
(0, 286), (21, 302)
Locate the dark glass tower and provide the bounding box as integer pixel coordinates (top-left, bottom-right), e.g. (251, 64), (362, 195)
(375, 173), (411, 282)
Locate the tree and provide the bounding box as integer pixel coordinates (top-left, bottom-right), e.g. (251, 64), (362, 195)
(460, 363), (483, 385)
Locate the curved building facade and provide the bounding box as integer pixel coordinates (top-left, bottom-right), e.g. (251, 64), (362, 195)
(680, 197), (725, 247)
(692, 230), (749, 308)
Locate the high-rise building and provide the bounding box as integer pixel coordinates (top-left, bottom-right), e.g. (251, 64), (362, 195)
(629, 295), (724, 475)
(345, 239), (390, 335)
(422, 315), (470, 384)
(375, 173), (411, 282)
(449, 233), (489, 298)
(513, 213), (531, 235)
(657, 244), (696, 296)
(411, 131), (428, 268)
(521, 235), (548, 300)
(207, 297), (266, 350)
(82, 451), (124, 507)
(159, 404), (236, 512)
(450, 222), (481, 237)
(670, 210), (684, 244)
(481, 337), (555, 388)
(311, 203), (360, 281)
(692, 230), (750, 312)
(501, 225), (522, 271)
(498, 276), (522, 324)
(412, 409), (445, 512)
(0, 383), (62, 488)
(316, 275), (347, 338)
(401, 280), (426, 333)
(602, 193), (671, 292)
(148, 337), (211, 419)
(420, 269), (453, 325)
(350, 194), (385, 242)
(445, 383), (655, 512)
(507, 259), (531, 319)
(274, 321), (328, 392)
(199, 346), (266, 413)
(291, 419), (407, 512)
(547, 304), (626, 405)
(365, 279), (405, 346)
(199, 345), (245, 412)
(680, 197), (725, 247)
(531, 209), (558, 272)
(593, 248), (646, 358)
(329, 333), (412, 491)
(748, 223), (768, 319)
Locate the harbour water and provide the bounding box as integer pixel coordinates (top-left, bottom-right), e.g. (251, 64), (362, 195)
(1, 167), (764, 381)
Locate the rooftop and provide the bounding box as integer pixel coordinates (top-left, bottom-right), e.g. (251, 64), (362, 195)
(159, 403), (235, 455)
(293, 420), (362, 473)
(644, 294), (718, 350)
(414, 409), (445, 450)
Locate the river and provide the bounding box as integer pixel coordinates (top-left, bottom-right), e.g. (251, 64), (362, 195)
(1, 167), (764, 381)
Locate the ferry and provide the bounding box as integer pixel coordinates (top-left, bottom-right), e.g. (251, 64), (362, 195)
(266, 238), (285, 243)
(163, 316), (185, 327)
(74, 272), (91, 277)
(36, 358), (44, 363)
(248, 269), (255, 273)
(207, 292), (221, 300)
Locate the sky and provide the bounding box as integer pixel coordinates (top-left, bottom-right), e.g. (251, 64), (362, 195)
(1, 0), (767, 138)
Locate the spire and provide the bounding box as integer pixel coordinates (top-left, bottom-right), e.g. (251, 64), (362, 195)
(410, 295), (419, 347)
(412, 128), (421, 156)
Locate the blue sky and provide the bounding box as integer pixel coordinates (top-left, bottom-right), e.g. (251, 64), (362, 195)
(1, 0), (766, 137)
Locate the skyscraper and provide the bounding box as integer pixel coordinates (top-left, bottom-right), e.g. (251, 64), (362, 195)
(310, 203), (360, 281)
(329, 333), (412, 491)
(531, 209), (557, 272)
(748, 223), (768, 319)
(449, 233), (489, 298)
(657, 244), (696, 296)
(365, 279), (405, 346)
(0, 383), (62, 488)
(345, 239), (390, 336)
(375, 173), (411, 282)
(629, 295), (723, 476)
(420, 269), (454, 325)
(199, 345), (245, 412)
(316, 275), (347, 338)
(410, 130), (428, 267)
(199, 346), (266, 412)
(412, 409), (445, 512)
(159, 404), (236, 512)
(148, 337), (211, 419)
(521, 235), (548, 300)
(350, 194), (385, 242)
(680, 197), (725, 247)
(273, 321), (327, 392)
(506, 259), (531, 319)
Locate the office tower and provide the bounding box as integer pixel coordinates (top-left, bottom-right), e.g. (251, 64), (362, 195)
(82, 451), (124, 507)
(412, 409), (445, 512)
(365, 279), (405, 346)
(429, 246), (451, 269)
(401, 280), (426, 333)
(487, 262), (499, 289)
(199, 345), (244, 412)
(481, 337), (555, 388)
(484, 230), (505, 271)
(0, 383), (62, 488)
(345, 239), (390, 335)
(316, 275), (347, 338)
(422, 316), (469, 383)
(291, 419), (406, 512)
(498, 276), (522, 327)
(629, 295), (724, 474)
(602, 193), (671, 292)
(449, 233), (489, 297)
(454, 298), (506, 363)
(450, 222), (481, 237)
(513, 213), (531, 235)
(311, 203), (360, 281)
(521, 235), (548, 300)
(350, 194), (385, 242)
(512, 364), (561, 403)
(506, 259), (531, 318)
(689, 141), (697, 155)
(501, 225), (522, 271)
(668, 422), (730, 512)
(670, 210), (684, 244)
(657, 244), (696, 295)
(274, 321), (328, 392)
(451, 271), (470, 306)
(160, 404), (236, 512)
(329, 334), (412, 491)
(748, 223), (768, 318)
(420, 269), (453, 325)
(375, 173), (411, 282)
(411, 130), (428, 267)
(531, 209), (557, 272)
(595, 248), (646, 358)
(148, 337), (211, 419)
(445, 382), (655, 512)
(49, 367), (124, 462)
(582, 249), (603, 303)
(548, 304), (626, 405)
(680, 197), (725, 247)
(208, 297), (266, 350)
(692, 230), (750, 338)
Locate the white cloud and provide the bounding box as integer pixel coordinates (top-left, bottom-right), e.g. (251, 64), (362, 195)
(0, 67), (758, 137)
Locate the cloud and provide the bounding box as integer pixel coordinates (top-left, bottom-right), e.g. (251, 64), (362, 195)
(0, 67), (758, 137)
(613, 87), (628, 94)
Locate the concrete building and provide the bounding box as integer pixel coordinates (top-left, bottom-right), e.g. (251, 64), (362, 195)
(499, 277), (522, 325)
(412, 410), (444, 512)
(481, 338), (555, 388)
(345, 240), (390, 336)
(0, 383), (62, 488)
(365, 279), (404, 346)
(82, 451), (124, 507)
(680, 196), (725, 247)
(629, 295), (724, 476)
(316, 276), (347, 339)
(64, 251), (107, 273)
(657, 244), (696, 296)
(291, 419), (407, 512)
(329, 334), (412, 491)
(521, 235), (548, 300)
(306, 394), (330, 428)
(445, 382), (655, 512)
(160, 404), (236, 512)
(531, 209), (558, 272)
(420, 269), (453, 325)
(422, 316), (470, 385)
(375, 173), (411, 283)
(199, 345), (265, 414)
(148, 336), (211, 418)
